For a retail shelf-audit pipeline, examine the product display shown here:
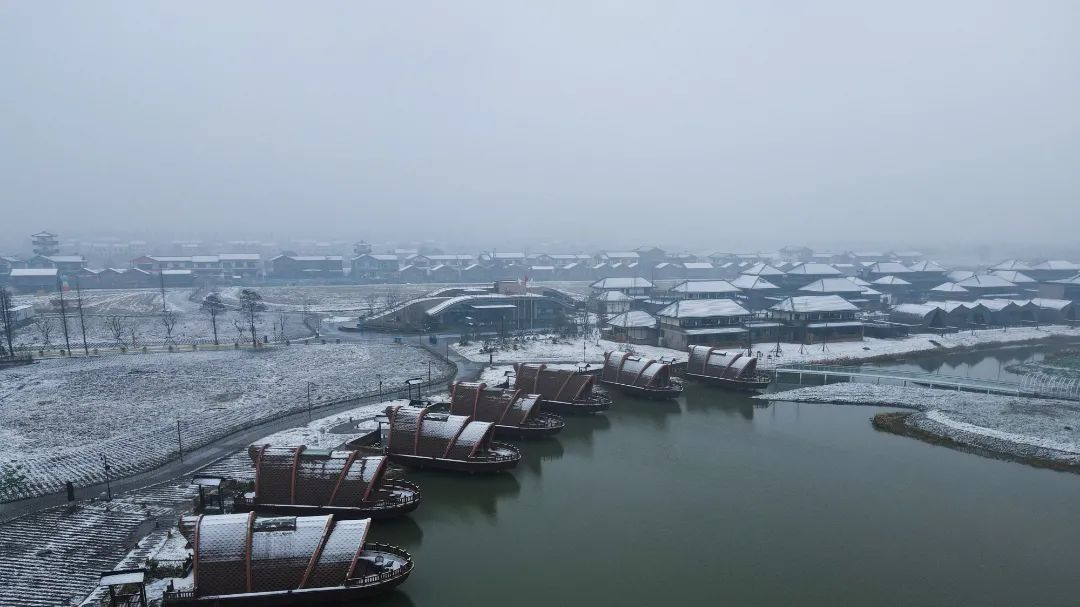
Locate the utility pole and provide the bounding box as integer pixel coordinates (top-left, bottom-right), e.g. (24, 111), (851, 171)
(101, 454), (113, 501)
(177, 420), (184, 463)
(75, 276), (89, 355)
(56, 274), (72, 354)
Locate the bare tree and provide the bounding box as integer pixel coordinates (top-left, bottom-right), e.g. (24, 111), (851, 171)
(202, 293), (226, 345)
(105, 316), (126, 348)
(32, 315), (54, 347)
(0, 287), (13, 358)
(161, 310), (179, 346)
(233, 317), (246, 343)
(276, 312), (289, 340)
(238, 289), (263, 347)
(384, 286), (402, 309)
(364, 292), (379, 316)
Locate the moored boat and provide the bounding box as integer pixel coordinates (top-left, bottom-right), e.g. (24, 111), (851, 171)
(682, 345), (771, 391)
(448, 382), (565, 438)
(511, 363), (612, 414)
(597, 351), (684, 399)
(351, 404), (521, 473)
(232, 446), (420, 519)
(162, 513), (412, 606)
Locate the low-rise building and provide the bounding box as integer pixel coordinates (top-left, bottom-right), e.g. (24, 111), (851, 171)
(605, 310), (657, 345)
(769, 295), (863, 343)
(8, 268), (58, 292)
(351, 254), (400, 282)
(656, 298), (751, 350)
(269, 255), (344, 279)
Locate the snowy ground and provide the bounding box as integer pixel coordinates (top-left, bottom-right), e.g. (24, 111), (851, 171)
(10, 310), (313, 350)
(452, 333), (688, 364)
(760, 383), (1080, 467)
(451, 325), (1080, 366)
(0, 343), (449, 502)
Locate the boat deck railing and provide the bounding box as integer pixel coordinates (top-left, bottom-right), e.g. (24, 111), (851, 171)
(348, 543), (414, 586)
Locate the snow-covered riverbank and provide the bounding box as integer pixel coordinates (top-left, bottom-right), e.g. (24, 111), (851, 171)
(759, 383), (1080, 469)
(450, 325), (1080, 366)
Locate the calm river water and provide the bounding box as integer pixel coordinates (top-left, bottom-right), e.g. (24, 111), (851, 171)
(368, 348), (1080, 606)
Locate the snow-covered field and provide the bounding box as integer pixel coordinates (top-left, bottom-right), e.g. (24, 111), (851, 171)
(13, 288), (197, 315)
(0, 343), (450, 502)
(10, 310), (313, 350)
(760, 383), (1080, 467)
(451, 326), (1080, 366)
(452, 333), (688, 364)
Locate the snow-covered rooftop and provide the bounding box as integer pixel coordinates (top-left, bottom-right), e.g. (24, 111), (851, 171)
(946, 270), (976, 282)
(771, 295), (858, 313)
(598, 291), (631, 301)
(682, 262), (714, 270)
(730, 274), (779, 290)
(10, 268), (57, 277)
(989, 259), (1033, 271)
(670, 279), (739, 294)
(786, 262), (842, 275)
(1033, 260), (1079, 271)
(872, 275), (912, 286)
(990, 270), (1035, 284)
(657, 298), (750, 318)
(907, 260), (946, 272)
(930, 282), (969, 293)
(891, 303), (941, 317)
(591, 277), (654, 289)
(956, 274), (1017, 289)
(798, 277), (865, 293)
(740, 262), (785, 276)
(606, 310), (656, 328)
(868, 262), (913, 274)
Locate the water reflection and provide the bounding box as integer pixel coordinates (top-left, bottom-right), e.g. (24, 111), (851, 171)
(608, 395), (681, 429)
(370, 515), (424, 549)
(683, 382), (762, 420)
(406, 471), (521, 521)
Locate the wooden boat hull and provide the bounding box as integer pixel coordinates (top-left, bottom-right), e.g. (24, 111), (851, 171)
(233, 483), (421, 520)
(597, 379), (683, 400)
(683, 372), (770, 392)
(538, 398), (610, 414)
(492, 413), (565, 439)
(388, 453), (518, 473)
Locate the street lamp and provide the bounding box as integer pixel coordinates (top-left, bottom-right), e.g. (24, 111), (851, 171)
(100, 453), (113, 501)
(376, 373), (383, 396)
(306, 382), (317, 421)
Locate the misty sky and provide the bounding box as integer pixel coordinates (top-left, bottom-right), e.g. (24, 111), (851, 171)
(2, 1), (1078, 251)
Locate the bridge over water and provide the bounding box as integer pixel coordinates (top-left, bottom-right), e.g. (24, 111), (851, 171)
(770, 364), (1080, 402)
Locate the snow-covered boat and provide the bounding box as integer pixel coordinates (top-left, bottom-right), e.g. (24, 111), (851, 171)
(162, 513), (411, 606)
(510, 363), (612, 414)
(682, 345), (771, 392)
(597, 351), (684, 400)
(351, 404), (521, 473)
(447, 382), (565, 438)
(232, 446), (421, 520)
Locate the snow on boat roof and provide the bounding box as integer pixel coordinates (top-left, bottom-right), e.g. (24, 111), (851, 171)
(730, 274), (779, 290)
(771, 295), (858, 313)
(990, 270), (1035, 283)
(606, 310), (656, 328)
(591, 277), (654, 289)
(798, 278), (865, 293)
(931, 282), (968, 292)
(741, 262), (785, 276)
(872, 275), (912, 286)
(786, 262), (842, 275)
(670, 280), (739, 293)
(657, 298), (750, 318)
(956, 274), (1016, 288)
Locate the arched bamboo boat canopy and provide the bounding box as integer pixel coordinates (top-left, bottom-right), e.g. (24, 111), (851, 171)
(176, 513), (410, 598)
(513, 363), (600, 405)
(246, 446), (405, 509)
(687, 345), (761, 380)
(386, 404), (498, 461)
(600, 351), (674, 388)
(449, 382), (542, 426)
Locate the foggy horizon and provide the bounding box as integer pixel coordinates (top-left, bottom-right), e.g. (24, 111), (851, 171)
(3, 1), (1079, 251)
